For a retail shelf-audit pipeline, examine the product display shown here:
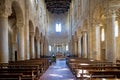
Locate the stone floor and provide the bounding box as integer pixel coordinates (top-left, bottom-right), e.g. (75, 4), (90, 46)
(39, 59), (76, 80)
(39, 59), (120, 80)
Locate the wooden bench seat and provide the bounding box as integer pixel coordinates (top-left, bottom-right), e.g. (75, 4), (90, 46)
(0, 73), (23, 80)
(0, 68), (38, 80)
(0, 58), (51, 80)
(88, 70), (120, 80)
(66, 58), (118, 79)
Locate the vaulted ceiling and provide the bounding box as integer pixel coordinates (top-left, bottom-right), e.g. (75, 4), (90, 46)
(45, 0), (71, 14)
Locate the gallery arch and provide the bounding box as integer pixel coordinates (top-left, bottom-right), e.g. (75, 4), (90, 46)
(8, 1), (24, 62)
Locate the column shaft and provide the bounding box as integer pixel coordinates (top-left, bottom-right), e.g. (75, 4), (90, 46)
(106, 11), (116, 63)
(18, 27), (24, 60)
(83, 32), (88, 58)
(30, 33), (35, 59)
(78, 37), (81, 57)
(0, 16), (9, 63)
(36, 39), (40, 58)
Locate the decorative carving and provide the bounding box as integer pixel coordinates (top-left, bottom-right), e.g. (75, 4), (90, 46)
(0, 0), (11, 17)
(30, 32), (35, 37)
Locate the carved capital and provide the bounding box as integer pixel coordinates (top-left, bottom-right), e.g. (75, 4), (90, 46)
(81, 30), (87, 34)
(16, 23), (24, 31)
(30, 32), (35, 37)
(36, 35), (40, 41)
(0, 0), (11, 18)
(104, 7), (118, 18)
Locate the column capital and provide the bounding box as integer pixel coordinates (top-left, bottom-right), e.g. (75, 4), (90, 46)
(30, 32), (35, 37)
(0, 0), (12, 18)
(17, 23), (24, 29)
(104, 7), (118, 18)
(36, 36), (40, 41)
(81, 30), (87, 34)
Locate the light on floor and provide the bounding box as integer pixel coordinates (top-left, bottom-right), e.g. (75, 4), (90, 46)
(49, 74), (63, 78)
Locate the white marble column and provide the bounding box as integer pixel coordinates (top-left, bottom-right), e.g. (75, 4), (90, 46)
(82, 31), (88, 58)
(78, 36), (82, 57)
(18, 26), (24, 60)
(106, 9), (116, 63)
(30, 32), (35, 59)
(0, 16), (9, 63)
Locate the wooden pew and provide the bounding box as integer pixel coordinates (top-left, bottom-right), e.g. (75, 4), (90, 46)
(9, 58), (50, 75)
(88, 70), (120, 80)
(0, 73), (23, 80)
(74, 65), (120, 79)
(0, 68), (38, 80)
(0, 58), (50, 80)
(66, 58), (115, 79)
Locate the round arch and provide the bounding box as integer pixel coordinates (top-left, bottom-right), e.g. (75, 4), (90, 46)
(92, 4), (105, 60)
(11, 1), (24, 25)
(8, 1), (24, 61)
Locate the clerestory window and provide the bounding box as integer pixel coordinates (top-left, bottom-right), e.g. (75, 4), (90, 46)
(56, 23), (61, 32)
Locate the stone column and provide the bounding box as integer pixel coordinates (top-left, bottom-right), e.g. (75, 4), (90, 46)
(71, 35), (74, 55)
(18, 26), (24, 60)
(36, 37), (40, 58)
(96, 25), (101, 60)
(44, 40), (47, 56)
(44, 39), (47, 56)
(30, 32), (35, 59)
(78, 36), (82, 57)
(82, 31), (88, 58)
(74, 39), (78, 56)
(40, 38), (44, 57)
(117, 19), (120, 59)
(106, 9), (116, 63)
(0, 15), (9, 63)
(12, 29), (17, 61)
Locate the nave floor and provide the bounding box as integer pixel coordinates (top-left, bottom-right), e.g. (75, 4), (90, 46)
(39, 58), (120, 80)
(39, 59), (76, 80)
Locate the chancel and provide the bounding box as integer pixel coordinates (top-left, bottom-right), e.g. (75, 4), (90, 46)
(0, 0), (120, 80)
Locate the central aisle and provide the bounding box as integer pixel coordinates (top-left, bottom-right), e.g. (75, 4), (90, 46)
(40, 59), (76, 80)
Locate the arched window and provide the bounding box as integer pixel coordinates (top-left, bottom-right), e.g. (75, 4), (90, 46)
(56, 23), (61, 32)
(49, 45), (51, 52)
(66, 45), (68, 51)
